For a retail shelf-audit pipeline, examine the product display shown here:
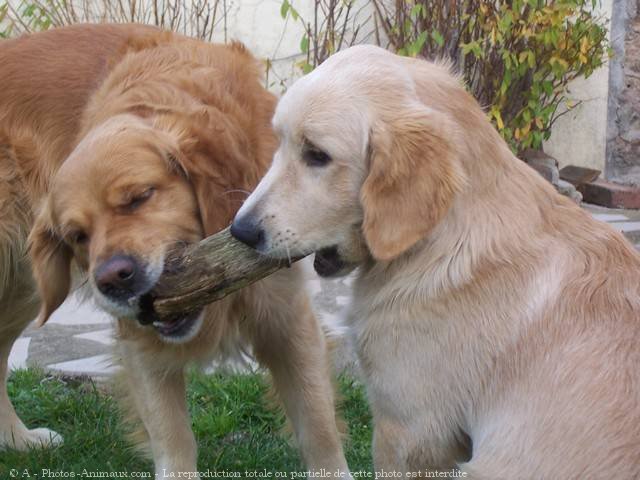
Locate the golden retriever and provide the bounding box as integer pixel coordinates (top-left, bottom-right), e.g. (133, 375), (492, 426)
(231, 45), (640, 478)
(0, 24), (350, 476)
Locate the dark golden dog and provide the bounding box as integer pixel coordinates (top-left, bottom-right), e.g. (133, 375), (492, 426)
(0, 24), (349, 476)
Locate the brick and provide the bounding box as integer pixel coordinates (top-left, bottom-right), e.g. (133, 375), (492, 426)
(559, 165), (601, 187)
(579, 179), (640, 209)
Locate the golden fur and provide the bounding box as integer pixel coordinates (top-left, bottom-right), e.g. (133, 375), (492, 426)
(233, 45), (640, 478)
(0, 24), (349, 476)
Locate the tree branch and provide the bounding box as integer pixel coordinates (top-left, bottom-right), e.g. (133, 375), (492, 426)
(150, 227), (307, 318)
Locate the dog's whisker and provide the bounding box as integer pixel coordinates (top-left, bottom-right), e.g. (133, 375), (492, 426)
(284, 240), (292, 267)
(222, 189), (251, 198)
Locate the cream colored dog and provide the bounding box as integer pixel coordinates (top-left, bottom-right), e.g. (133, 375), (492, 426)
(231, 45), (640, 478)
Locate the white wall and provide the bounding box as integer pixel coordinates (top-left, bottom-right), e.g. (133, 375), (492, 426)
(542, 0), (613, 172)
(212, 0), (313, 92)
(224, 0), (610, 172)
(3, 0), (610, 170)
(213, 0), (375, 93)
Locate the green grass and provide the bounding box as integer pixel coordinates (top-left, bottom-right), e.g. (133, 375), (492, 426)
(1, 368), (373, 476)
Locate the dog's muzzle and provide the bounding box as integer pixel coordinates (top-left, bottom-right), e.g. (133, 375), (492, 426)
(313, 246), (348, 277)
(138, 293), (204, 340)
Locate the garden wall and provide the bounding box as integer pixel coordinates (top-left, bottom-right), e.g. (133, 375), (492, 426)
(606, 0), (640, 185)
(225, 0), (616, 175)
(2, 0), (618, 176)
(542, 0), (613, 173)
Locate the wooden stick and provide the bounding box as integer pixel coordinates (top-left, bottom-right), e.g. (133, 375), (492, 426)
(150, 227), (306, 318)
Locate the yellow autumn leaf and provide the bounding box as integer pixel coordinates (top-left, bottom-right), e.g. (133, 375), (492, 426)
(494, 110), (505, 130)
(550, 56), (569, 70)
(580, 36), (590, 54)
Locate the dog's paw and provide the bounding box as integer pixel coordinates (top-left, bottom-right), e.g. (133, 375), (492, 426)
(0, 427), (63, 451)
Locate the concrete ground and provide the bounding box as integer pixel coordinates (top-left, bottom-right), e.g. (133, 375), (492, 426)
(9, 203), (640, 378)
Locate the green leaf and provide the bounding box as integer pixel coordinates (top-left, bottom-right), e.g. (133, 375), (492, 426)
(408, 31), (428, 57)
(528, 51), (536, 68)
(532, 131), (544, 148)
(461, 41), (483, 58)
(531, 83), (540, 98)
(432, 30), (445, 47)
(504, 68), (512, 86)
(289, 4), (299, 21)
(280, 0), (289, 19)
(300, 34), (309, 54)
(410, 4), (424, 19)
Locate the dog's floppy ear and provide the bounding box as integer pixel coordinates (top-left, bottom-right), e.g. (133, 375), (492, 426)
(28, 202), (72, 326)
(156, 110), (260, 236)
(168, 147), (236, 236)
(361, 104), (465, 261)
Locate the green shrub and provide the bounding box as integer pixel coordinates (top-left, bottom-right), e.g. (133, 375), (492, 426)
(373, 0), (609, 153)
(9, 0), (52, 33)
(283, 0), (609, 153)
(0, 2), (11, 38)
(0, 0), (225, 40)
(279, 0), (366, 75)
(4, 0), (609, 154)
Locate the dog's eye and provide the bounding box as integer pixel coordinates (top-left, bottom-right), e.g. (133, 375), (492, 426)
(71, 230), (88, 245)
(126, 187), (155, 211)
(303, 147), (331, 167)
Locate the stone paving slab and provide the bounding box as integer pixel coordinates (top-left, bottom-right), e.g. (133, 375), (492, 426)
(9, 203), (640, 378)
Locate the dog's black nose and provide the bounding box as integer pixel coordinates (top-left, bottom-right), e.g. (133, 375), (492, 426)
(230, 216), (264, 249)
(94, 255), (139, 299)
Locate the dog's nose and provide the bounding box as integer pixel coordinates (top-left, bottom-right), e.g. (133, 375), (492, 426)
(230, 215), (264, 249)
(94, 255), (139, 298)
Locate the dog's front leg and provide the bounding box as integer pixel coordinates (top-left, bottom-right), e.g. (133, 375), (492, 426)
(0, 287), (63, 451)
(373, 417), (465, 476)
(247, 277), (351, 478)
(118, 342), (198, 479)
